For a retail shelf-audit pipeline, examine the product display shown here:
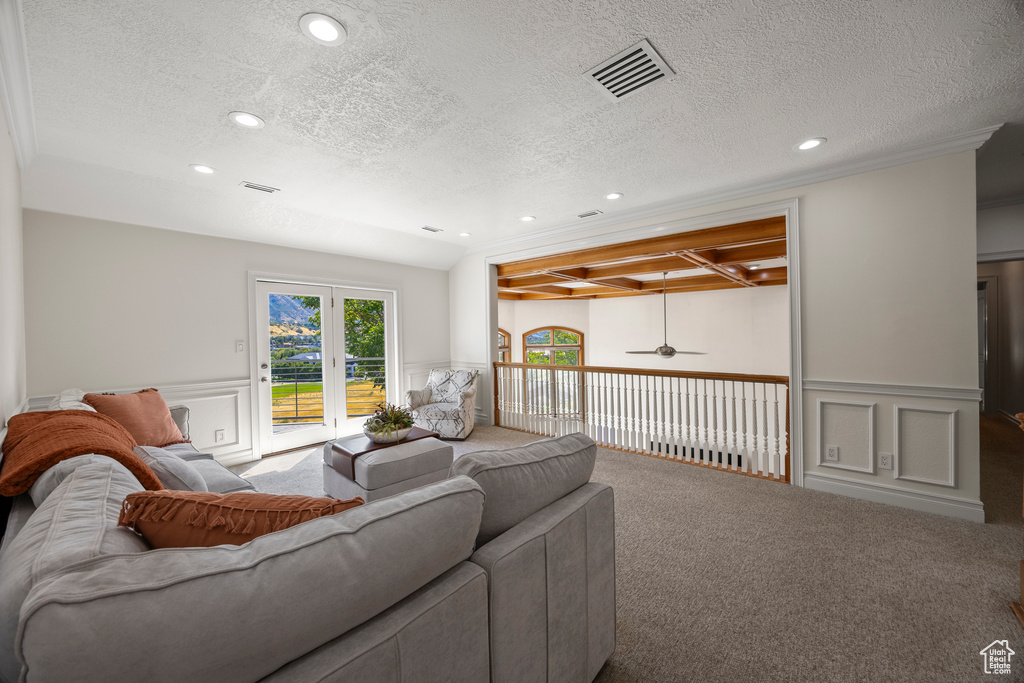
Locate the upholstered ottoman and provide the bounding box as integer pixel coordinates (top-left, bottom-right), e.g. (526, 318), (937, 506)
(323, 437), (454, 502)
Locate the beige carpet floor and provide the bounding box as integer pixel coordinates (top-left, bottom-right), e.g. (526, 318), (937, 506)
(232, 420), (1024, 682)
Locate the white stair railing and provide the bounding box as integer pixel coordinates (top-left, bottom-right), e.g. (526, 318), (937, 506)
(494, 363), (790, 482)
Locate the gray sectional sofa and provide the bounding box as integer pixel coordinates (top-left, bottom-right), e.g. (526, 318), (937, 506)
(0, 409), (615, 682)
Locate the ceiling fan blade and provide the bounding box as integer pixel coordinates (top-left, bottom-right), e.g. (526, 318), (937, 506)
(626, 350), (659, 354)
(674, 351), (707, 355)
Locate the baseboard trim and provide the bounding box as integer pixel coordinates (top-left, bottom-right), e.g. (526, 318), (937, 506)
(215, 449), (256, 468)
(802, 380), (981, 402)
(804, 472), (985, 523)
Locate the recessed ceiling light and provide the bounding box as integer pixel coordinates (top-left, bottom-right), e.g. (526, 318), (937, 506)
(797, 137), (826, 150)
(520, 215), (536, 222)
(605, 192), (623, 200)
(749, 264), (760, 270)
(300, 13), (346, 46)
(459, 232), (472, 237)
(228, 111), (265, 129)
(190, 164), (216, 174)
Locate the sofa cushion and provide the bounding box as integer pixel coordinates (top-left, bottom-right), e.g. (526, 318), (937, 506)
(83, 388), (187, 447)
(168, 405), (189, 440)
(46, 388), (96, 412)
(450, 432), (596, 544)
(189, 458), (255, 493)
(118, 490), (365, 548)
(16, 476), (485, 682)
(0, 460), (149, 683)
(134, 446), (208, 492)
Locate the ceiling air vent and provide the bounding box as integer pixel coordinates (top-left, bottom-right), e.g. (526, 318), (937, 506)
(239, 181), (281, 194)
(421, 225), (443, 233)
(577, 209), (604, 219)
(585, 39), (674, 101)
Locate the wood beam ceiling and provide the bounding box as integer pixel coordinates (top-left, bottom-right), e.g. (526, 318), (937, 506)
(496, 217), (788, 300)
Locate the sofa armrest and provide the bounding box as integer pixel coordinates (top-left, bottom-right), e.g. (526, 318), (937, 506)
(470, 482), (615, 683)
(407, 387), (432, 409)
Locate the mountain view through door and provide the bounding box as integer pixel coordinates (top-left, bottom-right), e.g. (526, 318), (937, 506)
(269, 296), (387, 429)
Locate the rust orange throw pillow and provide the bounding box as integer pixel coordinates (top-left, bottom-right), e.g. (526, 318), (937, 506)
(83, 388), (187, 448)
(0, 410), (163, 496)
(118, 490), (365, 548)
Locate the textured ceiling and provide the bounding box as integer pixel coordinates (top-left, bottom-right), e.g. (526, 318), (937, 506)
(16, 0), (1024, 269)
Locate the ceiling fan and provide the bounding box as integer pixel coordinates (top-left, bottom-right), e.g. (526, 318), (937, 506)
(626, 273), (706, 358)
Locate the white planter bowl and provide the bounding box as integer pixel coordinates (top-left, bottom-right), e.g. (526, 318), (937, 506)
(363, 426), (413, 444)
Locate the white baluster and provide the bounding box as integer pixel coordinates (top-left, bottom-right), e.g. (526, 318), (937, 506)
(730, 381), (738, 471)
(701, 379), (709, 465)
(659, 376), (667, 457)
(684, 378), (692, 462)
(711, 380), (719, 469)
(773, 383), (782, 480)
(762, 383), (771, 478)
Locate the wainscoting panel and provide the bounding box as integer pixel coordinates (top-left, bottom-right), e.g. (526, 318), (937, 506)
(403, 361), (450, 398)
(802, 381), (980, 522)
(894, 406), (957, 488)
(816, 399), (875, 473)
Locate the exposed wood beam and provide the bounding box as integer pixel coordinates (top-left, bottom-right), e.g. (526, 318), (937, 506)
(583, 256), (699, 280)
(495, 216), (786, 276)
(748, 266), (787, 282)
(671, 250), (758, 287)
(589, 277), (642, 291)
(542, 268), (588, 281)
(500, 283), (572, 296)
(497, 291), (522, 300)
(715, 240), (787, 265)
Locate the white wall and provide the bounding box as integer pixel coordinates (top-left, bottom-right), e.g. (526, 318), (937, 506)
(498, 286), (789, 374)
(453, 151), (982, 519)
(978, 203), (1024, 260)
(0, 101), (26, 431)
(588, 286), (789, 374)
(22, 210), (452, 458)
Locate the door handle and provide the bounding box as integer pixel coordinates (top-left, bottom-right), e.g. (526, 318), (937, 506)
(261, 376), (269, 383)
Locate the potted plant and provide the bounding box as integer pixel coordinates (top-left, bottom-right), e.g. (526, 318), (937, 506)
(363, 402), (415, 444)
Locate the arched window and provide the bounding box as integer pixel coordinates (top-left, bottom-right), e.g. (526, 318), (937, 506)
(497, 328), (511, 363)
(523, 327), (584, 366)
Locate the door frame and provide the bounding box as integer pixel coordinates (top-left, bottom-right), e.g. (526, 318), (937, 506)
(977, 274), (999, 414)
(255, 281), (337, 454)
(248, 272), (404, 457)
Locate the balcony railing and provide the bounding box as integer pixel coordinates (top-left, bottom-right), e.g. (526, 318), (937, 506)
(271, 356), (386, 425)
(494, 362), (790, 482)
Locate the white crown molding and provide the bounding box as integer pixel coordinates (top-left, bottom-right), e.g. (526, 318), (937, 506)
(803, 472), (984, 523)
(0, 0), (37, 169)
(802, 379), (981, 402)
(469, 125), (1001, 256)
(978, 249), (1024, 264)
(977, 193), (1024, 211)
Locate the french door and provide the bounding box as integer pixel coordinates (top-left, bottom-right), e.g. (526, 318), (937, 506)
(255, 282), (337, 454)
(254, 280), (397, 455)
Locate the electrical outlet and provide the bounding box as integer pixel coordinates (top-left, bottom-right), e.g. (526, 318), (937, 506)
(215, 429), (226, 443)
(879, 452), (893, 470)
(825, 445), (839, 462)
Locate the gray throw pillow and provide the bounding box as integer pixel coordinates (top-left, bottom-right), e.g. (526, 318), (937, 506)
(133, 446), (208, 492)
(450, 432), (596, 545)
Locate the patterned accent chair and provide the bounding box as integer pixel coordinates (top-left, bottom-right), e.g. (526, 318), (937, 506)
(407, 369), (480, 440)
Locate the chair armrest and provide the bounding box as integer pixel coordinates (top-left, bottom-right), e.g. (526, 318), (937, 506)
(458, 387), (477, 410)
(407, 387), (432, 409)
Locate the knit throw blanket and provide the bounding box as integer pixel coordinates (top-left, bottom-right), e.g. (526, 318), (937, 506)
(0, 410), (164, 496)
